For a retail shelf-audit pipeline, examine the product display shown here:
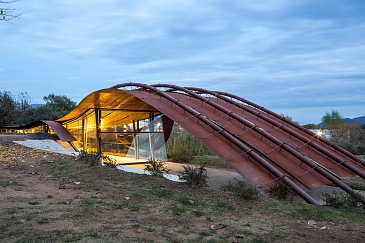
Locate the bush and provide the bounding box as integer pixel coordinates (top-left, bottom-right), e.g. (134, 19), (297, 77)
(166, 129), (214, 162)
(77, 150), (117, 167)
(321, 191), (347, 208)
(178, 164), (209, 187)
(221, 179), (260, 200)
(321, 191), (364, 208)
(167, 150), (193, 163)
(144, 159), (170, 177)
(266, 179), (291, 200)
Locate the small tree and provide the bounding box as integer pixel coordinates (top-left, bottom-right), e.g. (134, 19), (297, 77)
(321, 110), (365, 154)
(0, 91), (17, 125)
(30, 94), (76, 121)
(321, 110), (345, 128)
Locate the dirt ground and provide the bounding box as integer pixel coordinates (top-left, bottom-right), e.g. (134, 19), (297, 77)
(1, 134), (365, 243)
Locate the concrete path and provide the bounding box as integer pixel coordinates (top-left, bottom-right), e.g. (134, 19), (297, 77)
(14, 139), (78, 156)
(124, 162), (245, 188)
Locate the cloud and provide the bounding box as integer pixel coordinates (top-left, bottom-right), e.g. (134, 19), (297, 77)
(1, 0), (364, 124)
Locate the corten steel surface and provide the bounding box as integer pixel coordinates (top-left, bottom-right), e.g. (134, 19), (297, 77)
(110, 83), (365, 205)
(0, 120), (76, 142)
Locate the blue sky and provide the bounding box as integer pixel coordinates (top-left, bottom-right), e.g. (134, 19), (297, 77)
(1, 0), (364, 125)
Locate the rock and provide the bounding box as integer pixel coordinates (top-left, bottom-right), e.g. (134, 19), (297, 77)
(234, 234), (245, 238)
(59, 200), (71, 205)
(59, 184), (71, 189)
(308, 220), (316, 227)
(211, 223), (228, 230)
(28, 201), (40, 205)
(188, 199), (195, 205)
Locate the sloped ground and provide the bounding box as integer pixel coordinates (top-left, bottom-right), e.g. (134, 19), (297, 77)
(1, 134), (365, 243)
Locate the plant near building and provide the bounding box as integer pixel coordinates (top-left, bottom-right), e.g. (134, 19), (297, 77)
(321, 191), (364, 208)
(77, 150), (117, 167)
(266, 179), (291, 200)
(221, 179), (260, 200)
(144, 159), (170, 177)
(166, 129), (214, 162)
(178, 163), (209, 187)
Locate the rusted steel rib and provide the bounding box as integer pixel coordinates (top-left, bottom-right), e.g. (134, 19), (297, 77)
(41, 121), (77, 142)
(0, 120), (76, 142)
(215, 91), (365, 169)
(212, 90), (365, 178)
(113, 83), (319, 205)
(149, 84), (365, 204)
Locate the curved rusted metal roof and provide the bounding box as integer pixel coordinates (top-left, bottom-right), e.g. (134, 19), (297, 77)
(5, 83), (365, 204)
(102, 83), (364, 205)
(56, 88), (160, 123)
(0, 120), (76, 141)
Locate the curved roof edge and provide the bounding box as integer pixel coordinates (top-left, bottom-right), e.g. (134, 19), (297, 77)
(56, 88), (159, 123)
(0, 120), (76, 142)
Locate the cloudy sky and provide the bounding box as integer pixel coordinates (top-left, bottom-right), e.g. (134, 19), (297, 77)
(1, 0), (364, 125)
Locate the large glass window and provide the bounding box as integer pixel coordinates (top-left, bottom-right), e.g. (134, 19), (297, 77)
(64, 109), (167, 163)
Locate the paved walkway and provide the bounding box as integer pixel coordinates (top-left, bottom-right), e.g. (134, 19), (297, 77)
(14, 139), (78, 156)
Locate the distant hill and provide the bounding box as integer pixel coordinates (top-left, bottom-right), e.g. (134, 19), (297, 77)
(318, 116), (365, 126)
(30, 104), (43, 108)
(344, 116), (365, 125)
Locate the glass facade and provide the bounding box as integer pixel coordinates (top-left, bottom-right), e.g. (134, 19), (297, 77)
(0, 125), (51, 134)
(64, 109), (167, 163)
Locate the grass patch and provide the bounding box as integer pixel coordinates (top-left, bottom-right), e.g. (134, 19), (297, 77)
(221, 179), (260, 200)
(151, 187), (176, 198)
(211, 201), (235, 213)
(37, 217), (49, 225)
(171, 206), (186, 216)
(191, 155), (230, 168)
(2, 142), (365, 243)
(293, 204), (365, 224)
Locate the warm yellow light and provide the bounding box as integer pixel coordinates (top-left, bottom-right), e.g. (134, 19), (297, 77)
(316, 130), (323, 137)
(156, 122), (162, 131)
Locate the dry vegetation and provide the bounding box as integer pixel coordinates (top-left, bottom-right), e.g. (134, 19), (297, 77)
(1, 135), (365, 243)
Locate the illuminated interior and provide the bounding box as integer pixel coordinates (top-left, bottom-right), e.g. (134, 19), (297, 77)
(62, 107), (168, 163)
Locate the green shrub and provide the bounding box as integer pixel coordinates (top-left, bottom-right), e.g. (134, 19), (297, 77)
(166, 129), (214, 162)
(144, 159), (170, 177)
(266, 179), (291, 200)
(321, 191), (364, 208)
(221, 179), (260, 200)
(321, 191), (347, 208)
(77, 150), (117, 167)
(178, 164), (209, 187)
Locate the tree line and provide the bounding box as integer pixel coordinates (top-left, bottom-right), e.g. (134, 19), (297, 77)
(0, 91), (76, 126)
(305, 110), (365, 155)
